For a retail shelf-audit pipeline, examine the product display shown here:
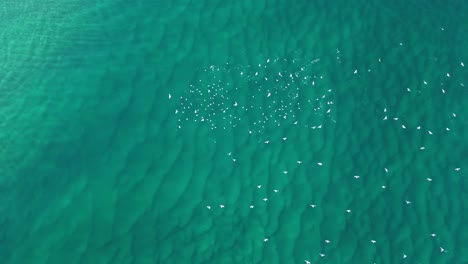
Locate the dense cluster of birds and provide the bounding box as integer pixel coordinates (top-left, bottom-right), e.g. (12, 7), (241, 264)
(174, 57), (334, 134)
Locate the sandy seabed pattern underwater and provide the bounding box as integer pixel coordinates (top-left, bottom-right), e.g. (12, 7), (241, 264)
(0, 0), (467, 263)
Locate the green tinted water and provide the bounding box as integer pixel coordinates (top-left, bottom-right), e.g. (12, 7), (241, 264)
(0, 0), (466, 263)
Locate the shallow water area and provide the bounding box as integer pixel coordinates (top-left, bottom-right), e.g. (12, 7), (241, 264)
(0, 0), (467, 263)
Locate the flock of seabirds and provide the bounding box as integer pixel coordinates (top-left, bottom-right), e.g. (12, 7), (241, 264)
(167, 53), (464, 262)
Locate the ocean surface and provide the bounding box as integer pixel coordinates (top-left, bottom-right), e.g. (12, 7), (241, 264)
(0, 0), (467, 263)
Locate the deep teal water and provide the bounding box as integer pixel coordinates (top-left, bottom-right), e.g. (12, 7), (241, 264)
(0, 0), (467, 263)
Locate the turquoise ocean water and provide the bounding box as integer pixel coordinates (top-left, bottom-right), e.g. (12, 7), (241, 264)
(0, 0), (467, 263)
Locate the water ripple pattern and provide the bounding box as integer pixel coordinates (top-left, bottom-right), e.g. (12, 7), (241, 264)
(0, 0), (466, 263)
